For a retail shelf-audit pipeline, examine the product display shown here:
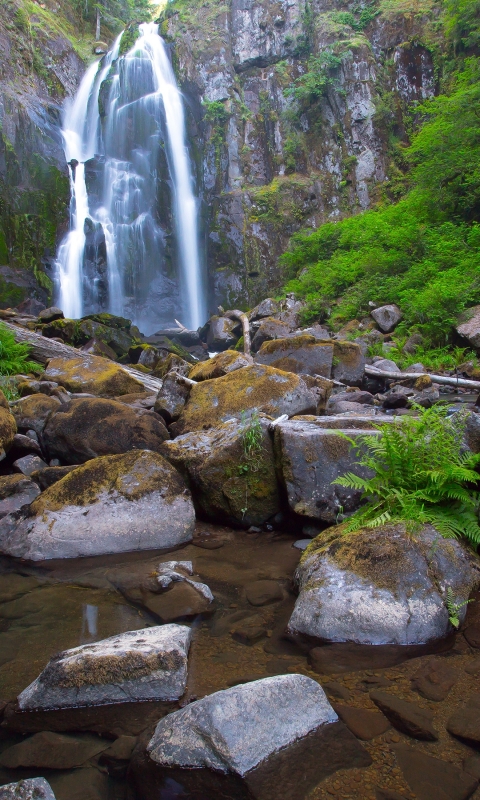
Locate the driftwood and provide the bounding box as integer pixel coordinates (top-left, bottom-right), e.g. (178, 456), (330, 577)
(2, 321), (164, 395)
(366, 365), (480, 391)
(224, 309), (251, 356)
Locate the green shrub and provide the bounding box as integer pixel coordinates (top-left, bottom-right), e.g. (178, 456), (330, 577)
(334, 405), (480, 547)
(0, 323), (40, 376)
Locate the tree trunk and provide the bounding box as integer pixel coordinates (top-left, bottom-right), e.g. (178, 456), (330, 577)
(365, 365), (480, 390)
(224, 310), (251, 356)
(95, 8), (101, 41)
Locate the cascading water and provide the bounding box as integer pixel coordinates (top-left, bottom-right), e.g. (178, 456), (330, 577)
(55, 23), (205, 333)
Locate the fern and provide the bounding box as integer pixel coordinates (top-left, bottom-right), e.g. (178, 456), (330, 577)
(0, 323), (40, 377)
(445, 586), (473, 628)
(333, 405), (480, 547)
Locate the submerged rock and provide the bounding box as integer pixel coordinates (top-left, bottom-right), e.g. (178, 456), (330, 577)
(0, 778), (56, 800)
(17, 625), (191, 710)
(289, 523), (480, 646)
(274, 419), (379, 522)
(0, 730), (110, 769)
(172, 365), (318, 435)
(133, 674), (370, 800)
(0, 450), (195, 560)
(162, 418), (280, 526)
(42, 397), (168, 464)
(44, 355), (144, 397)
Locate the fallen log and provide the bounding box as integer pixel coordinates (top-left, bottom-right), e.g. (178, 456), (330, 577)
(365, 365), (480, 391)
(2, 321), (164, 395)
(224, 309), (251, 356)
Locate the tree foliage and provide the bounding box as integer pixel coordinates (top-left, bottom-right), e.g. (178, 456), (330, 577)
(334, 405), (480, 548)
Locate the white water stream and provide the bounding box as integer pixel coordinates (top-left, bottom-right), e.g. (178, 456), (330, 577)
(55, 23), (205, 332)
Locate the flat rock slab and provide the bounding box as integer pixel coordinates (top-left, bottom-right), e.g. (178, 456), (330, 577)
(245, 580), (283, 606)
(370, 691), (438, 740)
(333, 703), (390, 740)
(140, 582), (213, 622)
(0, 730), (110, 769)
(447, 693), (480, 744)
(392, 744), (478, 800)
(274, 420), (379, 523)
(0, 450), (195, 560)
(411, 658), (457, 701)
(134, 674), (371, 800)
(17, 625), (191, 710)
(0, 779), (56, 800)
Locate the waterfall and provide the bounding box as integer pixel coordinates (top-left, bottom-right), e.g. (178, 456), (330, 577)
(55, 23), (205, 333)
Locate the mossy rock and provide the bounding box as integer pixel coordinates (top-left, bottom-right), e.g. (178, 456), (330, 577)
(256, 335), (334, 378)
(171, 364), (318, 435)
(152, 354), (191, 379)
(189, 350), (253, 381)
(0, 400), (17, 459)
(12, 394), (61, 435)
(0, 451), (195, 560)
(44, 356), (144, 397)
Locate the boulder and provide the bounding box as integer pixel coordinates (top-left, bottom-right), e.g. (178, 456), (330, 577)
(44, 355), (144, 397)
(370, 304), (403, 333)
(154, 373), (190, 424)
(42, 398), (168, 464)
(0, 450), (195, 560)
(31, 465), (79, 490)
(17, 625), (191, 710)
(251, 317), (292, 351)
(0, 474), (40, 518)
(0, 398), (17, 459)
(206, 316), (239, 351)
(0, 778), (55, 800)
(38, 306), (64, 323)
(248, 298), (281, 321)
(331, 341), (365, 385)
(370, 691), (438, 740)
(447, 693), (480, 745)
(392, 744), (478, 800)
(80, 337), (117, 360)
(152, 353), (191, 379)
(9, 432), (43, 459)
(274, 419), (380, 522)
(161, 418), (280, 527)
(457, 305), (480, 349)
(138, 346), (161, 369)
(189, 350), (253, 381)
(288, 522), (480, 646)
(256, 335), (333, 378)
(372, 358), (399, 373)
(172, 365), (318, 435)
(299, 374), (333, 414)
(13, 454), (48, 476)
(135, 675), (370, 800)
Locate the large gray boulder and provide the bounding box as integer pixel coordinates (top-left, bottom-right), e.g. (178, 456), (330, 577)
(457, 305), (480, 349)
(161, 418), (280, 527)
(255, 335), (334, 378)
(0, 475), (40, 519)
(274, 420), (379, 522)
(134, 674), (370, 800)
(0, 450), (195, 560)
(370, 304), (402, 333)
(0, 778), (56, 800)
(17, 625), (191, 710)
(289, 523), (480, 646)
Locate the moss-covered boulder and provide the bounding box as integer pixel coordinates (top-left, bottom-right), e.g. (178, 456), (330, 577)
(161, 418), (280, 527)
(189, 350), (253, 382)
(42, 398), (169, 465)
(331, 342), (365, 386)
(251, 318), (292, 352)
(0, 391), (17, 459)
(206, 316), (239, 351)
(44, 356), (144, 397)
(289, 523), (480, 647)
(154, 373), (190, 424)
(255, 335), (334, 378)
(152, 354), (191, 379)
(11, 394), (61, 436)
(0, 451), (195, 560)
(172, 365), (318, 435)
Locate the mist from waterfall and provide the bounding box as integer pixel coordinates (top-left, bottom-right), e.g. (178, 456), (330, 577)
(55, 23), (205, 333)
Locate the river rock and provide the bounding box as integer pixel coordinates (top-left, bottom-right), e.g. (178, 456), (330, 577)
(80, 337), (118, 360)
(411, 658), (457, 701)
(17, 624), (191, 710)
(152, 353), (191, 379)
(38, 306), (64, 323)
(333, 704), (390, 740)
(288, 522), (480, 646)
(251, 317), (293, 351)
(457, 305), (480, 349)
(44, 355), (144, 397)
(154, 372), (190, 423)
(447, 693), (480, 745)
(248, 298), (281, 321)
(172, 365), (318, 435)
(206, 316), (239, 351)
(134, 674), (371, 800)
(0, 450), (195, 560)
(331, 341), (366, 385)
(162, 418), (279, 526)
(255, 335), (334, 378)
(0, 778), (56, 800)
(274, 419), (379, 522)
(370, 691), (438, 740)
(0, 397), (17, 460)
(0, 474), (40, 518)
(189, 350), (253, 381)
(42, 397), (168, 464)
(370, 304), (403, 333)
(11, 395), (61, 436)
(392, 744), (478, 800)
(0, 730), (110, 769)
(13, 454), (48, 476)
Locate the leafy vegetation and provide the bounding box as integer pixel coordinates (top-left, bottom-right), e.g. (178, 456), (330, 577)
(0, 323), (40, 377)
(281, 5), (480, 351)
(334, 405), (480, 547)
(445, 586), (473, 628)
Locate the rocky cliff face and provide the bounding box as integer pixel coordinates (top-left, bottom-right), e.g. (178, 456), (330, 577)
(0, 0), (85, 308)
(161, 0), (437, 314)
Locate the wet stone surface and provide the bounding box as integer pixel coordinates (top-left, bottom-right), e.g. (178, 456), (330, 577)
(0, 524), (480, 800)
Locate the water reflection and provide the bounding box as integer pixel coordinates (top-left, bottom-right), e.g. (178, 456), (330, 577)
(80, 603), (98, 642)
